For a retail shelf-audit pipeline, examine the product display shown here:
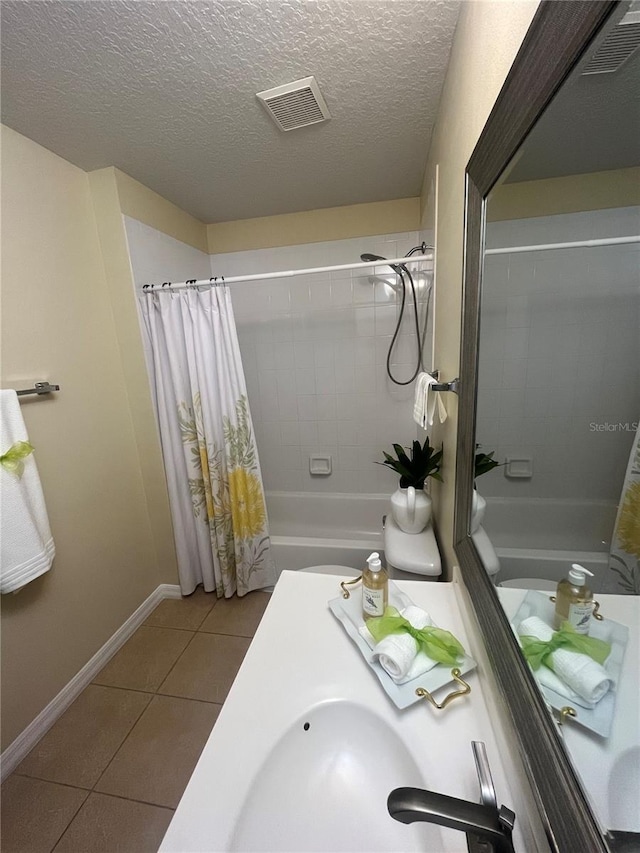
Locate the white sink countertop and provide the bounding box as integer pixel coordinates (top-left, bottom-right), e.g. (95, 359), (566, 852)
(499, 587), (640, 833)
(161, 571), (527, 853)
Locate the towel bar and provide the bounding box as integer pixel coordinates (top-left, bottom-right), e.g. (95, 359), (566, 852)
(429, 371), (460, 394)
(16, 382), (60, 397)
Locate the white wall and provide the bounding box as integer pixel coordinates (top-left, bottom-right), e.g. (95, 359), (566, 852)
(123, 220), (433, 495)
(212, 232), (432, 493)
(477, 206), (640, 502)
(124, 215), (211, 287)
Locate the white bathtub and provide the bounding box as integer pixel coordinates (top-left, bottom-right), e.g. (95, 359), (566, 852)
(266, 491), (387, 574)
(482, 497), (618, 593)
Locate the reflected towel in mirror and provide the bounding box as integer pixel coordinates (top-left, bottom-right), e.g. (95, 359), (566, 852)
(518, 615), (612, 707)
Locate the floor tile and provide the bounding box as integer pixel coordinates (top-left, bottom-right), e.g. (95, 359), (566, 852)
(16, 685), (151, 789)
(92, 627), (193, 692)
(157, 632), (250, 703)
(53, 793), (173, 853)
(144, 587), (217, 631)
(1, 775), (88, 853)
(199, 590), (270, 637)
(95, 695), (220, 808)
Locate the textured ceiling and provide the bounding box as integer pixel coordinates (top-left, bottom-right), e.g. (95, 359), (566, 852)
(507, 6), (640, 183)
(1, 0), (460, 222)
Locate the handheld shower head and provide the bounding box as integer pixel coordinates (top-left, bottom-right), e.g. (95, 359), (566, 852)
(360, 252), (404, 274)
(358, 243), (432, 386)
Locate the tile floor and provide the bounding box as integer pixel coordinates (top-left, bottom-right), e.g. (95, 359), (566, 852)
(1, 588), (271, 853)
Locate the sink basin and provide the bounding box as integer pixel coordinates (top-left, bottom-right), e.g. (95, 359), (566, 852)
(229, 699), (443, 852)
(609, 746), (640, 832)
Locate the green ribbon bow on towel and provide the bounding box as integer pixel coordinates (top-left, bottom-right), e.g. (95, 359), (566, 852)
(0, 441), (34, 478)
(520, 622), (611, 671)
(366, 606), (465, 666)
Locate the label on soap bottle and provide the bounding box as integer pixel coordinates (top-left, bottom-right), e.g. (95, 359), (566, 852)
(363, 585), (385, 617)
(568, 602), (592, 634)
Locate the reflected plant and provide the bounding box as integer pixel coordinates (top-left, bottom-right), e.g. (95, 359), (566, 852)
(474, 444), (501, 487)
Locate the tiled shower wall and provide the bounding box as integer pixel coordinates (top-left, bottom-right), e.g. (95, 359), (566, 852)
(124, 219), (432, 494)
(212, 232), (432, 493)
(477, 206), (640, 502)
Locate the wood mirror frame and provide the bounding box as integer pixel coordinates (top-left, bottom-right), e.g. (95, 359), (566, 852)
(454, 2), (620, 851)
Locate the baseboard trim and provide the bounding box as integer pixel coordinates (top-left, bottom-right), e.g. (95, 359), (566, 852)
(0, 583), (182, 781)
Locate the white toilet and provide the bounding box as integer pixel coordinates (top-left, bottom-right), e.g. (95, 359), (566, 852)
(299, 513), (442, 581)
(382, 515), (442, 581)
(298, 516), (553, 591)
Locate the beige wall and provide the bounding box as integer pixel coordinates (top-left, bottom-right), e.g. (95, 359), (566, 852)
(488, 166), (640, 221)
(88, 168), (178, 587)
(419, 8), (553, 845)
(0, 127), (173, 749)
(207, 197), (420, 254)
(420, 0), (540, 572)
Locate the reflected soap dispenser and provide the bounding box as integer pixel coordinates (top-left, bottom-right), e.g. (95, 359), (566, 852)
(553, 563), (594, 634)
(362, 552), (388, 621)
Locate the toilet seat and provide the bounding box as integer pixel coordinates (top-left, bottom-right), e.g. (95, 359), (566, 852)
(299, 565), (361, 577)
(499, 577), (556, 591)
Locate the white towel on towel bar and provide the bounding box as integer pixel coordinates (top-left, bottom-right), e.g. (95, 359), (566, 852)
(0, 390), (55, 593)
(413, 372), (448, 428)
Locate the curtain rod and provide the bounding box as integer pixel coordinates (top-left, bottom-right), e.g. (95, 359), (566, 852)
(485, 234), (639, 255)
(141, 253), (433, 292)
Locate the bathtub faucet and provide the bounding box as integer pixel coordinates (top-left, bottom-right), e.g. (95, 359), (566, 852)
(387, 741), (516, 853)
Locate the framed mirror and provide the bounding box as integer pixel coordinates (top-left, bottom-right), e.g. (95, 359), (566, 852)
(455, 1), (639, 851)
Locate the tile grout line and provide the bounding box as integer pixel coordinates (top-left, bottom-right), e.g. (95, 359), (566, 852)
(87, 632), (202, 797)
(86, 682), (224, 707)
(152, 627), (202, 696)
(12, 771), (175, 813)
(43, 780), (89, 853)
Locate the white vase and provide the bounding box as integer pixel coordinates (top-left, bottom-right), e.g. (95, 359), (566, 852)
(390, 485), (432, 534)
(471, 489), (486, 534)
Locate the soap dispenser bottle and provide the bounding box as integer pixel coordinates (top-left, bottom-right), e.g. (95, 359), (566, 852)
(553, 563), (594, 634)
(362, 552), (388, 621)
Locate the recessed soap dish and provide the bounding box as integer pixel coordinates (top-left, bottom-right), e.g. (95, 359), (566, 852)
(309, 454), (332, 476)
(504, 456), (533, 479)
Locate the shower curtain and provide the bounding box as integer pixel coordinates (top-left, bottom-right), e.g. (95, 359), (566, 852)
(140, 286), (275, 597)
(608, 420), (640, 594)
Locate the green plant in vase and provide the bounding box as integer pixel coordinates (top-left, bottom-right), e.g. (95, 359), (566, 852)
(377, 438), (443, 534)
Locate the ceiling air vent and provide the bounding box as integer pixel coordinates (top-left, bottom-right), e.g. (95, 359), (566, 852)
(256, 76), (331, 132)
(581, 19), (640, 74)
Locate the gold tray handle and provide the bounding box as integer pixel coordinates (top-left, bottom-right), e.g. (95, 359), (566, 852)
(559, 706), (577, 726)
(340, 575), (362, 600)
(415, 668), (471, 711)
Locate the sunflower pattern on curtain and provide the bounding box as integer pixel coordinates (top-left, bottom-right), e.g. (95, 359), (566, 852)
(608, 422), (640, 595)
(140, 286), (276, 597)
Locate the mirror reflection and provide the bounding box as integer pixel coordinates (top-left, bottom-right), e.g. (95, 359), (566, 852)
(474, 3), (639, 839)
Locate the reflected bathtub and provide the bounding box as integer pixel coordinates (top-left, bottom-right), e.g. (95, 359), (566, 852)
(482, 497), (618, 593)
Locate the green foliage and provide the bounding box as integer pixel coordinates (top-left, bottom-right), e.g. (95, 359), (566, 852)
(474, 444), (501, 480)
(377, 438), (443, 489)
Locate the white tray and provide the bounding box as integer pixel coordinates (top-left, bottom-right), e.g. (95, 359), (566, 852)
(510, 590), (629, 738)
(329, 581), (476, 710)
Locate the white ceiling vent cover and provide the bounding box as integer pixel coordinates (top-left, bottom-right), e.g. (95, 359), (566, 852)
(582, 20), (640, 74)
(257, 76), (331, 132)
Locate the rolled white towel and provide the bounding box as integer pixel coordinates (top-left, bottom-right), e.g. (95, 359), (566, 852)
(518, 615), (612, 707)
(359, 605), (438, 684)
